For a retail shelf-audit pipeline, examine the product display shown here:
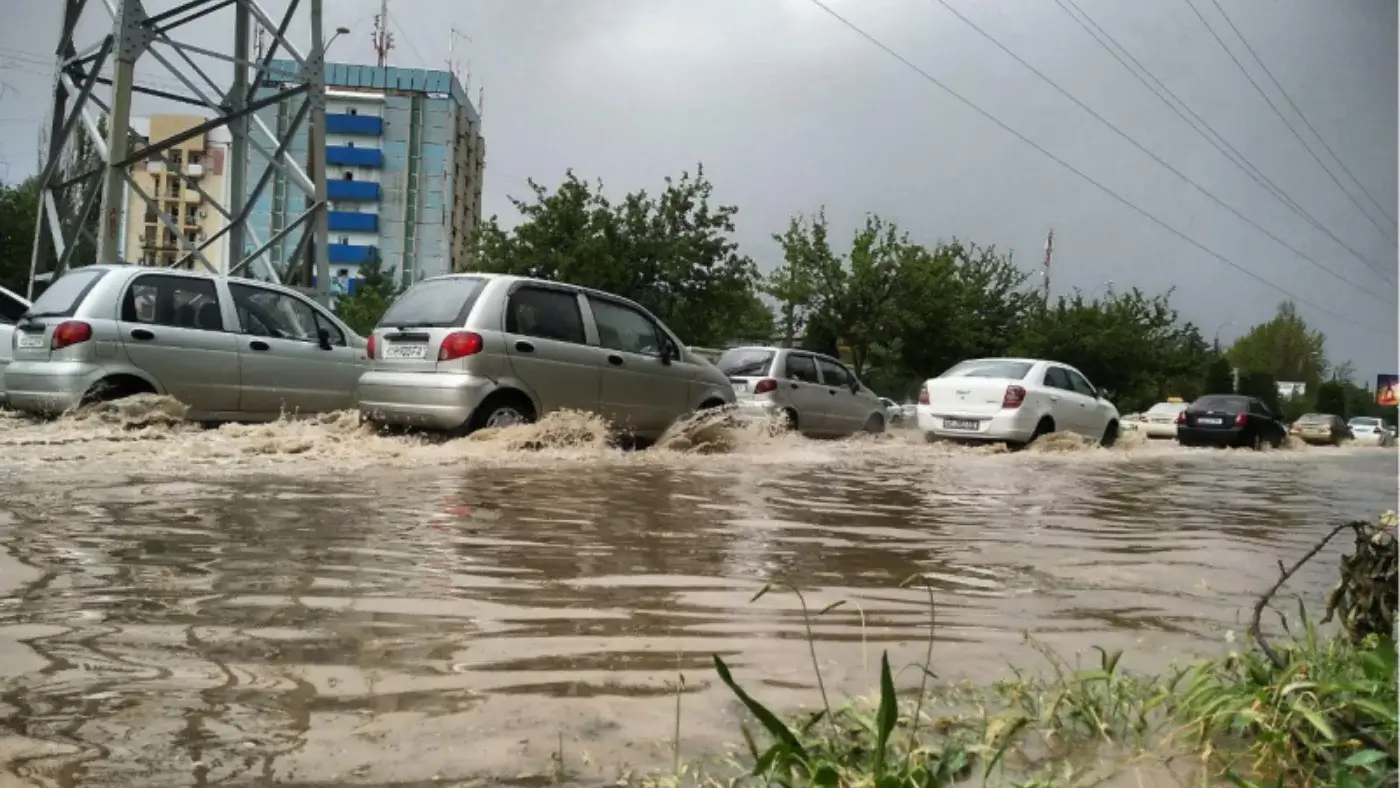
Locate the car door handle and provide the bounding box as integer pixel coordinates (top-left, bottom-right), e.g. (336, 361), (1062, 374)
(607, 354), (624, 366)
(829, 389), (838, 396)
(790, 382), (800, 389)
(249, 340), (270, 351)
(130, 328), (155, 341)
(515, 340), (534, 353)
(1049, 395), (1060, 402)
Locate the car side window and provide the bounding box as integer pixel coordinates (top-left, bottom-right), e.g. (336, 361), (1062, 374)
(588, 296), (661, 355)
(1043, 366), (1072, 390)
(506, 286), (585, 344)
(816, 358), (851, 387)
(313, 310), (347, 347)
(121, 274), (223, 332)
(784, 353), (820, 383)
(228, 283), (319, 342)
(1066, 370), (1097, 398)
(0, 292), (26, 324)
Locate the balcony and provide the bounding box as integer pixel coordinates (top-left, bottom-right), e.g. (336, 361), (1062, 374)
(326, 145), (383, 168)
(182, 189), (202, 203)
(328, 243), (377, 265)
(327, 180), (381, 201)
(328, 211), (378, 233)
(186, 163), (204, 178)
(326, 114), (383, 136)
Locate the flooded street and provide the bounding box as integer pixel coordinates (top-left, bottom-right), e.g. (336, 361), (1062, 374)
(0, 403), (1395, 786)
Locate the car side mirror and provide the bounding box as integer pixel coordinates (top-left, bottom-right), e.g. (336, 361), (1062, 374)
(659, 340), (675, 366)
(849, 381), (860, 394)
(316, 326), (333, 351)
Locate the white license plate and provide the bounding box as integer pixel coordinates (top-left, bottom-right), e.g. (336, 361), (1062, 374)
(1198, 417), (1223, 425)
(16, 333), (45, 349)
(384, 343), (427, 360)
(731, 380), (748, 392)
(943, 418), (979, 431)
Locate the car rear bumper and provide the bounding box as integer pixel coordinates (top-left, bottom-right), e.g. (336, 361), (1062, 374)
(1295, 432), (1338, 445)
(2, 361), (103, 414)
(915, 405), (1038, 443)
(355, 370), (496, 430)
(1130, 421), (1177, 438)
(1176, 426), (1247, 447)
(1350, 432), (1388, 446)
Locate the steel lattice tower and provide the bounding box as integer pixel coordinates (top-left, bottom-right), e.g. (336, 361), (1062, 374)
(29, 0), (332, 302)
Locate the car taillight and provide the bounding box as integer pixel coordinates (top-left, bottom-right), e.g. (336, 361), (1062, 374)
(918, 384), (930, 405)
(1001, 385), (1026, 409)
(1175, 410), (1186, 424)
(365, 334), (376, 360)
(438, 331), (483, 362)
(51, 320), (92, 350)
(753, 378), (777, 395)
(1235, 413), (1248, 426)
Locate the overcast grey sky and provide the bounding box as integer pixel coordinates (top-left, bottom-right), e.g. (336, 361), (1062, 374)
(0, 0), (1394, 377)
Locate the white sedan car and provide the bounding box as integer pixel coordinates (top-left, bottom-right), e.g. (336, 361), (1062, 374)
(1347, 417), (1395, 447)
(916, 357), (1121, 448)
(0, 284), (31, 405)
(1125, 401), (1188, 439)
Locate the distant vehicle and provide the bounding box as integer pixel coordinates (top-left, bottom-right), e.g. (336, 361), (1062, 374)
(1175, 394), (1286, 450)
(1290, 413), (1352, 446)
(878, 397), (904, 425)
(717, 345), (887, 437)
(1125, 400), (1188, 439)
(5, 265), (366, 420)
(0, 284), (31, 405)
(1347, 416), (1395, 447)
(356, 274), (735, 440)
(915, 357), (1121, 448)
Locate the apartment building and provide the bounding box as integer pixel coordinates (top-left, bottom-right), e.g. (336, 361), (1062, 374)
(123, 115), (232, 271)
(244, 60), (486, 291)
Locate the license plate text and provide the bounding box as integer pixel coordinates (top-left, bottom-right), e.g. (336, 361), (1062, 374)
(17, 333), (45, 349)
(384, 343), (426, 360)
(944, 418), (979, 431)
(1198, 417), (1223, 425)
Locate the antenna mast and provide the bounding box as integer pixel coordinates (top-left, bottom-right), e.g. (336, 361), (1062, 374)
(1042, 228), (1054, 304)
(449, 27), (473, 90)
(371, 0), (394, 67)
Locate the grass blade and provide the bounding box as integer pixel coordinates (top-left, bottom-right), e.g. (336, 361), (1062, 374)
(712, 654), (807, 759)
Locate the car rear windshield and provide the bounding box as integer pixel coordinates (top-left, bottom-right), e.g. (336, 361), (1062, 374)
(1297, 413), (1330, 424)
(26, 268), (106, 318)
(939, 359), (1033, 380)
(1193, 395), (1248, 413)
(378, 276), (486, 328)
(1350, 417), (1381, 427)
(1147, 402), (1186, 414)
(716, 348), (775, 377)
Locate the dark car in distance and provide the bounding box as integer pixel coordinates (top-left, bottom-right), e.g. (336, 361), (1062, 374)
(1175, 394), (1287, 450)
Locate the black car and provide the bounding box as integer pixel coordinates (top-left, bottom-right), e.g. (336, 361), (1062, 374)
(1175, 394), (1287, 450)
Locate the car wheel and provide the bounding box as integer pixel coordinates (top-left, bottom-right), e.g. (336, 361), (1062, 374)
(863, 414), (885, 434)
(464, 392), (537, 435)
(1251, 433), (1263, 451)
(1100, 420), (1119, 448)
(781, 408), (799, 432)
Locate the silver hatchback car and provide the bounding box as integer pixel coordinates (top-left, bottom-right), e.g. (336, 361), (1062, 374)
(717, 345), (887, 436)
(5, 265), (365, 419)
(355, 273), (736, 439)
(0, 284), (32, 405)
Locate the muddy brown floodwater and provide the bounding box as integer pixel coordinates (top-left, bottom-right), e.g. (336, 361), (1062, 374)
(0, 400), (1395, 786)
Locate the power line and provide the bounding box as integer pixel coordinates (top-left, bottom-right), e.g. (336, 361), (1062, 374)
(1205, 0), (1396, 228)
(801, 0), (1386, 333)
(1183, 0), (1397, 242)
(1051, 0), (1393, 284)
(924, 0), (1392, 303)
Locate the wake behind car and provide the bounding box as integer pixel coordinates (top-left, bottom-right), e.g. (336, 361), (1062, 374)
(915, 357), (1120, 448)
(5, 265), (365, 420)
(716, 345), (887, 437)
(355, 274), (735, 440)
(1175, 394), (1286, 450)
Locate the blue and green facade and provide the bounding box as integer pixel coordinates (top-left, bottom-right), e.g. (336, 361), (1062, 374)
(245, 61), (486, 290)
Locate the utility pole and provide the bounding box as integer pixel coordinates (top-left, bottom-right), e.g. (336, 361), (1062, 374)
(371, 0), (394, 67)
(1041, 228), (1054, 304)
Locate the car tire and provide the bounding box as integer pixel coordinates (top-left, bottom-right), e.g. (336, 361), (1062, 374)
(863, 414), (885, 434)
(781, 408), (799, 433)
(1100, 420), (1119, 448)
(464, 391), (536, 435)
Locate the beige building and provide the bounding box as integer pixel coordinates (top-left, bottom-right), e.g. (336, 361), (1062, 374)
(122, 115), (232, 272)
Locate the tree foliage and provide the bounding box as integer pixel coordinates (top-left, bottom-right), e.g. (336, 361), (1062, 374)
(0, 178), (40, 294)
(470, 166), (760, 347)
(335, 254), (401, 336)
(1228, 301), (1328, 388)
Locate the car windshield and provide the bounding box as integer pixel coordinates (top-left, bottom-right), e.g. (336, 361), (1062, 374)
(1147, 402), (1186, 414)
(378, 276), (486, 328)
(716, 348), (774, 377)
(1349, 417), (1381, 427)
(26, 268), (106, 318)
(939, 359), (1033, 380)
(1193, 395), (1248, 413)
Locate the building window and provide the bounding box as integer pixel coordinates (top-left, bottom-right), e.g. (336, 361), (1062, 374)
(346, 141), (355, 148)
(347, 107), (358, 116)
(342, 172), (354, 181)
(339, 236), (349, 245)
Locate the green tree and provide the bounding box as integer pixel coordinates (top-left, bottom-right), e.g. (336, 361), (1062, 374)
(0, 178), (40, 294)
(764, 211), (833, 346)
(335, 255), (400, 336)
(470, 166), (759, 347)
(1237, 371), (1282, 414)
(1203, 355), (1236, 395)
(1315, 380), (1348, 418)
(1228, 301), (1328, 389)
